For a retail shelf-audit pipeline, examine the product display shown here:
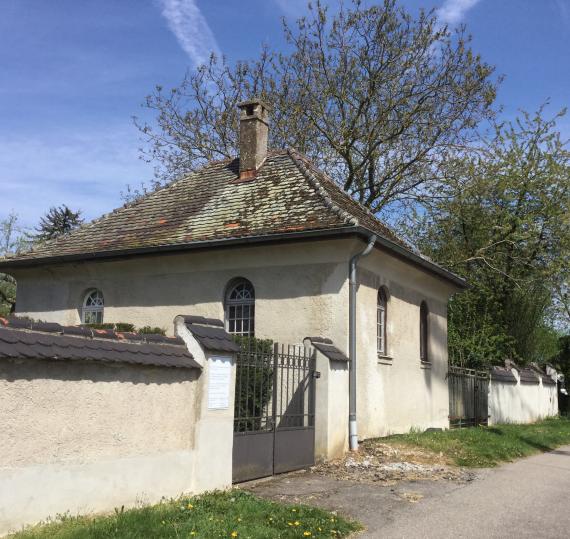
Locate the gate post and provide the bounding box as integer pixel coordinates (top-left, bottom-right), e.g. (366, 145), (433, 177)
(174, 315), (239, 491)
(304, 337), (349, 461)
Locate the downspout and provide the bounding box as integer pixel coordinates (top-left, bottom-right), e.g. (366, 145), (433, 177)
(349, 234), (377, 451)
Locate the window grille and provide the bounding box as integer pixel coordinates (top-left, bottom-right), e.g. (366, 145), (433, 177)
(82, 289), (104, 324)
(225, 279), (255, 336)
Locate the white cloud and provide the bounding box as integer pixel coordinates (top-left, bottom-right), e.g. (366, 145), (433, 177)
(158, 0), (221, 66)
(0, 125), (152, 228)
(274, 0), (311, 18)
(438, 0), (481, 25)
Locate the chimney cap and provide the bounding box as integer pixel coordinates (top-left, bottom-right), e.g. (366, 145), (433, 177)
(237, 98), (272, 112)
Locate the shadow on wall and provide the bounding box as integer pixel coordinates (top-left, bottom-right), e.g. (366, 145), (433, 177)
(0, 358), (200, 385)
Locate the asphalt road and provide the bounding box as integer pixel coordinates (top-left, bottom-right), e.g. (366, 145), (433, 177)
(246, 445), (570, 538)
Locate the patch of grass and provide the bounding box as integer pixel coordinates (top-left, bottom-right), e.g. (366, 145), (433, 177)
(381, 417), (570, 467)
(10, 490), (361, 539)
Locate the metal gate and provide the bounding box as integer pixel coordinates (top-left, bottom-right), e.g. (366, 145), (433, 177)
(232, 341), (317, 483)
(448, 365), (489, 428)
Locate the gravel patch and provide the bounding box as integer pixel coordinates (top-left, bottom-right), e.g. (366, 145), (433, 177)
(310, 440), (476, 484)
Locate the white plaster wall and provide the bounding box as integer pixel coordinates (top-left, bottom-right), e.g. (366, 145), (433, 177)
(0, 353), (235, 536)
(489, 372), (559, 425)
(10, 237), (458, 449)
(11, 239), (350, 347)
(313, 349), (349, 461)
(355, 249), (456, 438)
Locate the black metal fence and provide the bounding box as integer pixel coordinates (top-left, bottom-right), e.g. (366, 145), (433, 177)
(448, 365), (489, 428)
(232, 340), (317, 483)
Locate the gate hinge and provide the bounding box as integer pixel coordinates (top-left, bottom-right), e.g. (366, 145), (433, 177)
(313, 371), (321, 379)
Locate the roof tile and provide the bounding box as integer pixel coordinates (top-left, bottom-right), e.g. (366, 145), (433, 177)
(2, 151), (407, 263)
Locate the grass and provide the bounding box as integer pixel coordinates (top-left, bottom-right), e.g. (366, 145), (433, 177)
(382, 417), (570, 467)
(10, 490), (361, 539)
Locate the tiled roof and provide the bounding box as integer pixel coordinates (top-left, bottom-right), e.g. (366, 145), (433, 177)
(2, 150), (410, 263)
(491, 366), (517, 383)
(305, 336), (349, 362)
(0, 317), (199, 369)
(519, 368), (540, 384)
(182, 315), (240, 353)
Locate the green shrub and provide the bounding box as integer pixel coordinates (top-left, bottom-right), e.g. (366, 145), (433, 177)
(84, 322), (136, 333)
(233, 336), (274, 432)
(137, 326), (166, 335)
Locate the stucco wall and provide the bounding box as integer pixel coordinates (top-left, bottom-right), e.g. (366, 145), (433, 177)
(313, 349), (349, 460)
(355, 249), (455, 438)
(10, 236), (458, 449)
(0, 351), (235, 536)
(489, 371), (558, 425)
(12, 239), (350, 347)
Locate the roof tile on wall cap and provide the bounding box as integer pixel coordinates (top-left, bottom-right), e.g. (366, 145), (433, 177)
(182, 315), (225, 327)
(0, 324), (200, 369)
(519, 368), (540, 384)
(0, 317), (188, 348)
(305, 336), (348, 362)
(305, 336), (333, 344)
(491, 366), (517, 383)
(63, 326), (94, 338)
(183, 315), (240, 353)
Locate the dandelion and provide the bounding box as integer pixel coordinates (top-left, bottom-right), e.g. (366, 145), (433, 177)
(292, 508), (297, 512)
(231, 532), (238, 538)
(237, 517), (242, 522)
(294, 521), (301, 526)
(288, 522), (293, 526)
(188, 503), (194, 509)
(303, 532), (312, 537)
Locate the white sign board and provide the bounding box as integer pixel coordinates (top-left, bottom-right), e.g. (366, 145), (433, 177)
(208, 355), (232, 410)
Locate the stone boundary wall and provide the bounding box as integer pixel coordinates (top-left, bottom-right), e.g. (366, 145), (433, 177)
(488, 366), (558, 425)
(0, 320), (236, 536)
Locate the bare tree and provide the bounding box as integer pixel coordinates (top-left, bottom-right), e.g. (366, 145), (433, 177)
(135, 0), (498, 212)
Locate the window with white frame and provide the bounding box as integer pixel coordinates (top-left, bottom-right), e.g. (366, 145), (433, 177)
(82, 289), (104, 324)
(420, 301), (429, 362)
(377, 287), (388, 355)
(225, 279), (255, 336)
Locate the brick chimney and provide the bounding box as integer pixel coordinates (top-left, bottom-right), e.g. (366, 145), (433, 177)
(237, 99), (270, 179)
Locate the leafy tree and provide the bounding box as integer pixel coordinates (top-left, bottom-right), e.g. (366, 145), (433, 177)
(0, 212), (28, 316)
(135, 0), (497, 212)
(35, 205), (83, 242)
(409, 106), (570, 367)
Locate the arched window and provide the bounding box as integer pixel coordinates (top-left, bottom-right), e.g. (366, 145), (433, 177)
(377, 287), (388, 356)
(420, 301), (429, 362)
(225, 278), (255, 336)
(82, 289), (104, 324)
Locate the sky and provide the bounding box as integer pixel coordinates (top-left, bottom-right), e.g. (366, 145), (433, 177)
(0, 0), (569, 229)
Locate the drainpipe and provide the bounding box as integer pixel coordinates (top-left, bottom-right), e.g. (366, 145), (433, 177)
(349, 234), (376, 451)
